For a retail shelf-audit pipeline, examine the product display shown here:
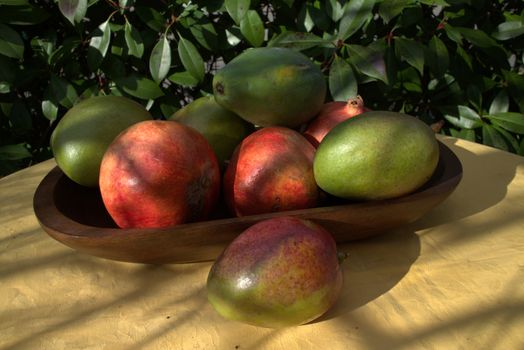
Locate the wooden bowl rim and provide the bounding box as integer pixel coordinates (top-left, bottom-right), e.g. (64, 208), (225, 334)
(33, 141), (463, 239)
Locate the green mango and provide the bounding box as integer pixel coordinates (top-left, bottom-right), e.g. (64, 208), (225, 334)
(169, 95), (254, 170)
(212, 47), (326, 128)
(51, 95), (152, 187)
(314, 111), (440, 200)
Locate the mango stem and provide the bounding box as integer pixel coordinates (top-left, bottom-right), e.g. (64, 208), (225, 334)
(337, 251), (350, 264)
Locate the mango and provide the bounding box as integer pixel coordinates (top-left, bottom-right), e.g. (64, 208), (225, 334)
(223, 126), (319, 216)
(314, 111), (439, 200)
(51, 95), (152, 187)
(169, 96), (253, 170)
(207, 216), (343, 328)
(212, 47), (326, 128)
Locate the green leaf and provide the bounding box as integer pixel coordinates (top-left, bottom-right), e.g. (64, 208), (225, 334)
(149, 35), (171, 83)
(502, 70), (524, 113)
(519, 138), (524, 156)
(395, 37), (425, 75)
(160, 103), (179, 119)
(87, 19), (111, 71)
(189, 21), (219, 51)
(114, 74), (164, 99)
(455, 44), (473, 71)
(298, 3), (314, 32)
(49, 38), (80, 68)
(457, 27), (499, 48)
(77, 84), (101, 100)
(418, 0), (449, 5)
(492, 124), (519, 151)
(0, 23), (24, 59)
(404, 81), (422, 94)
(458, 105), (481, 121)
(489, 90), (509, 115)
(466, 85), (482, 112)
(492, 21), (524, 41)
(0, 0), (29, 5)
(124, 20), (144, 58)
(58, 0), (87, 25)
(226, 27), (242, 47)
(0, 144), (31, 160)
(457, 128), (476, 142)
(426, 35), (449, 78)
(378, 0), (414, 24)
(0, 81), (10, 93)
(109, 34), (124, 57)
(240, 10), (264, 47)
(482, 124), (507, 151)
(268, 31), (331, 51)
(444, 105), (482, 129)
(177, 3), (198, 19)
(443, 23), (462, 44)
(326, 0), (345, 22)
(384, 45), (398, 85)
(338, 0), (375, 41)
(346, 44), (388, 83)
(0, 102), (12, 116)
(42, 99), (58, 121)
(177, 35), (205, 82)
(329, 55), (357, 101)
(0, 4), (51, 25)
(225, 0), (250, 25)
(119, 0), (134, 10)
(397, 65), (421, 94)
(153, 94), (181, 119)
(298, 2), (331, 32)
(168, 71), (199, 87)
(486, 112), (524, 134)
(50, 75), (78, 108)
(135, 6), (164, 32)
(31, 35), (55, 60)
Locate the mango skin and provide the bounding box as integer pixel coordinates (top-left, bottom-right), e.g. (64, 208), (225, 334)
(207, 217), (342, 328)
(212, 47), (326, 128)
(51, 95), (152, 187)
(223, 126), (319, 216)
(169, 96), (254, 170)
(313, 111), (439, 200)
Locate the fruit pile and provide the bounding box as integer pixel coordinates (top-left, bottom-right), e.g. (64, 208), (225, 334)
(50, 47), (439, 328)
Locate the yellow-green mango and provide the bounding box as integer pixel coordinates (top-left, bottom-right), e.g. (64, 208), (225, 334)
(313, 111), (440, 200)
(212, 47), (326, 128)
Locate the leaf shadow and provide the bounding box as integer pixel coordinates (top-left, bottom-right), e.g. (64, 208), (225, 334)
(331, 270), (524, 350)
(2, 258), (211, 350)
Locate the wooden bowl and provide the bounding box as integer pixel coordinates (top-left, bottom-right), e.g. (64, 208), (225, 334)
(33, 141), (462, 264)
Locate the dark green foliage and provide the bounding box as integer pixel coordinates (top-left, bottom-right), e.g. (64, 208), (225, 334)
(0, 0), (523, 176)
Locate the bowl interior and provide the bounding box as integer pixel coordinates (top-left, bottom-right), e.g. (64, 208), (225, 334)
(50, 141), (461, 229)
(33, 141), (462, 263)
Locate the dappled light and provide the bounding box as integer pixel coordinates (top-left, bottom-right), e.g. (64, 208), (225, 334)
(3, 133), (524, 348)
(2, 0), (524, 340)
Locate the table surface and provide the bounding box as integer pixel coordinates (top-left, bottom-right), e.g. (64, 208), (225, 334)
(1, 136), (524, 350)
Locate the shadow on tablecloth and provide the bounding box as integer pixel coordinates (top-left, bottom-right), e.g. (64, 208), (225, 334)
(412, 138), (524, 233)
(314, 227), (420, 322)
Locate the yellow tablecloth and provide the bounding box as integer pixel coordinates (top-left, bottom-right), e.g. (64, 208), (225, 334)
(1, 136), (523, 349)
